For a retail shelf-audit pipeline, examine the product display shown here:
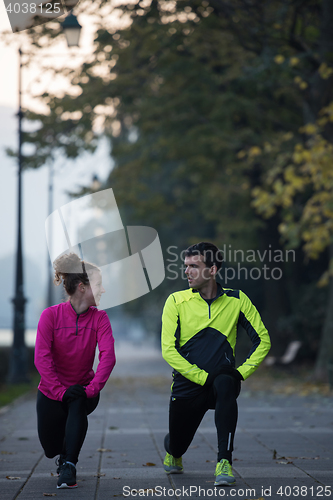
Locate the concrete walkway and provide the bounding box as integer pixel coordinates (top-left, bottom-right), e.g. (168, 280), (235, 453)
(0, 342), (332, 499)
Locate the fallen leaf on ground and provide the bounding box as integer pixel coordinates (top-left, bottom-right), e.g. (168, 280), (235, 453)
(43, 494), (56, 497)
(143, 462), (156, 467)
(6, 476), (21, 480)
(97, 448), (112, 452)
(113, 477), (121, 479)
(94, 473), (106, 477)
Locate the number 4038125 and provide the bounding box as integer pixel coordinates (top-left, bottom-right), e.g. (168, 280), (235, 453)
(6, 3), (61, 14)
(276, 485), (331, 496)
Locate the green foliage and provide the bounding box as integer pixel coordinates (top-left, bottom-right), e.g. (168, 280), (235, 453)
(0, 376), (39, 408)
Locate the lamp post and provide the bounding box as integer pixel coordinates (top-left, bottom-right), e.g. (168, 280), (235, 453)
(47, 162), (54, 307)
(46, 12), (82, 307)
(61, 12), (82, 47)
(7, 48), (29, 383)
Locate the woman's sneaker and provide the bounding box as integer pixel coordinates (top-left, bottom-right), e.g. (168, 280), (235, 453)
(55, 455), (66, 476)
(163, 452), (183, 474)
(214, 459), (235, 485)
(57, 462), (78, 489)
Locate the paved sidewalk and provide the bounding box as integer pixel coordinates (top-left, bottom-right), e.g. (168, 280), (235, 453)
(0, 342), (332, 500)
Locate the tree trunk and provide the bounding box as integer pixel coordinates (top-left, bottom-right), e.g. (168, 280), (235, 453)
(258, 215), (291, 355)
(314, 245), (333, 381)
(309, 0), (333, 380)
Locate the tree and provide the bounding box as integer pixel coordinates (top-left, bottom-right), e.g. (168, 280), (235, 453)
(247, 0), (333, 379)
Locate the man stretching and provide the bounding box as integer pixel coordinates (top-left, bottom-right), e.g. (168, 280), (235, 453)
(161, 242), (271, 485)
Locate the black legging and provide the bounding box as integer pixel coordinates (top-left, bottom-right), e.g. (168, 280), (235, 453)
(37, 390), (100, 465)
(164, 374), (241, 464)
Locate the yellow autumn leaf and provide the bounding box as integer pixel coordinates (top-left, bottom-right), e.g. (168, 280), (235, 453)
(237, 150), (246, 159)
(292, 152), (303, 164)
(300, 123), (317, 135)
(302, 150), (313, 162)
(282, 132), (294, 141)
(274, 54), (285, 64)
(248, 146), (262, 157)
(273, 179), (284, 194)
(318, 62), (333, 80)
(317, 117), (328, 127)
(317, 271), (329, 287)
(282, 196), (292, 208)
(289, 57), (300, 66)
(278, 223), (288, 234)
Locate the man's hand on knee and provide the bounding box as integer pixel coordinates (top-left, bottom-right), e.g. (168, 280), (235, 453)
(204, 366), (244, 387)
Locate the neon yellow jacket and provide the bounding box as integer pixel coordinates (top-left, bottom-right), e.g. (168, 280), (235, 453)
(161, 285), (271, 397)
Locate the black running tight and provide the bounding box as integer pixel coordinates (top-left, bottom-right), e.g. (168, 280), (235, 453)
(164, 374), (241, 464)
(36, 390), (99, 465)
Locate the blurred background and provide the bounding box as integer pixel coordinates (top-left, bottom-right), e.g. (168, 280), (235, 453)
(0, 0), (333, 386)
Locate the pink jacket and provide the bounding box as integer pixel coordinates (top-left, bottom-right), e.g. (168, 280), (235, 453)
(34, 301), (116, 401)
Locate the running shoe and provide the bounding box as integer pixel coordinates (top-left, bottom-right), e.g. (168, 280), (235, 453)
(163, 452), (183, 474)
(57, 462), (78, 489)
(55, 454), (66, 476)
(214, 459), (235, 486)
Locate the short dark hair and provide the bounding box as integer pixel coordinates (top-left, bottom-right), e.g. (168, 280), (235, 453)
(185, 242), (223, 271)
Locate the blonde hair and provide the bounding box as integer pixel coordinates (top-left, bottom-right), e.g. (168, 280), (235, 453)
(53, 253), (100, 296)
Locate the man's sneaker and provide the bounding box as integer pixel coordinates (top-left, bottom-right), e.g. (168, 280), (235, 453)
(55, 454), (66, 476)
(163, 452), (183, 474)
(214, 459), (235, 486)
(57, 462), (78, 489)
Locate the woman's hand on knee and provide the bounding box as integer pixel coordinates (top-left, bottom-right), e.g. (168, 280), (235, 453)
(63, 385), (87, 403)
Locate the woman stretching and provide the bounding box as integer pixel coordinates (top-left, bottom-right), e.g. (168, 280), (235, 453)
(35, 253), (116, 489)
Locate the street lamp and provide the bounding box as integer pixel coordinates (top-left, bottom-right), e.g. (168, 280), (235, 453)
(7, 48), (29, 383)
(61, 12), (82, 47)
(91, 174), (102, 192)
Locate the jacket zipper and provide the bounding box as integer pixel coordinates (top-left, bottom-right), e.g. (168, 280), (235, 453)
(203, 287), (223, 319)
(76, 314), (79, 336)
